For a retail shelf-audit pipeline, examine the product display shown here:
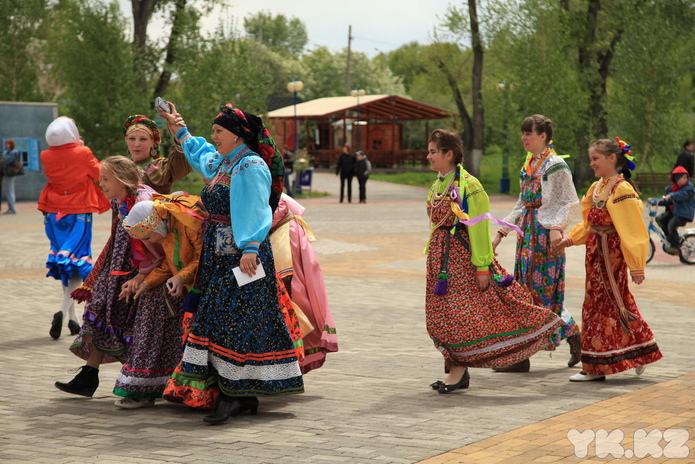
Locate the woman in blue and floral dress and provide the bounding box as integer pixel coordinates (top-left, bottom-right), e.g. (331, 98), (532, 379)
(160, 102), (303, 425)
(493, 114), (581, 371)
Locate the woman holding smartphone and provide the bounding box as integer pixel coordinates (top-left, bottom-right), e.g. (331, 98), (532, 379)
(159, 102), (303, 425)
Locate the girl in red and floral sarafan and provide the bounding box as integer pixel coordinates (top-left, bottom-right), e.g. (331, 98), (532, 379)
(559, 138), (663, 382)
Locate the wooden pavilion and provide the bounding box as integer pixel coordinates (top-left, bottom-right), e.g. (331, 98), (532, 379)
(267, 95), (451, 168)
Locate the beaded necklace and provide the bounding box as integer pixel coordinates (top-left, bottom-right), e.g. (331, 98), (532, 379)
(592, 175), (620, 209)
(428, 169), (459, 229)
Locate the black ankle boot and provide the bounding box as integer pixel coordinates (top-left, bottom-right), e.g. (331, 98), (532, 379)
(55, 365), (99, 397)
(492, 359), (530, 373)
(567, 333), (581, 367)
(204, 395), (259, 425)
(50, 311), (63, 340)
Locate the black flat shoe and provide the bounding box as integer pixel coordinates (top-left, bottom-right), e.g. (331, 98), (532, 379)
(437, 369), (470, 394)
(492, 359), (530, 373)
(204, 396), (259, 425)
(50, 311), (63, 340)
(429, 380), (444, 390)
(68, 320), (81, 336)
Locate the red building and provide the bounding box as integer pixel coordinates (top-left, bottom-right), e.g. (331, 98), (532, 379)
(267, 95), (450, 168)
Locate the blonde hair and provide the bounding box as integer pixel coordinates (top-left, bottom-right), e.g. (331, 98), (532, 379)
(101, 155), (140, 196)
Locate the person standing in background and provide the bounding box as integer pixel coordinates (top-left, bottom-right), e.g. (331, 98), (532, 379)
(2, 139), (22, 214)
(282, 145), (295, 197)
(674, 140), (694, 177)
(355, 150), (372, 204)
(336, 144), (355, 203)
(0, 143), (5, 212)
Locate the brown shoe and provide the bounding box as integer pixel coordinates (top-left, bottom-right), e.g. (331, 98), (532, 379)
(492, 359), (530, 373)
(567, 333), (581, 367)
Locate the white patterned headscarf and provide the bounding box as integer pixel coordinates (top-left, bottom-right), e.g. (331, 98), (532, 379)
(122, 200), (167, 239)
(45, 117), (81, 147)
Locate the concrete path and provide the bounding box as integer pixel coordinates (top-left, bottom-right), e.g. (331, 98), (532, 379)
(0, 171), (693, 464)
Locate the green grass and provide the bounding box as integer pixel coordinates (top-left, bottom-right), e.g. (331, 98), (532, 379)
(370, 172), (435, 189)
(370, 147), (674, 198)
(370, 151), (522, 196)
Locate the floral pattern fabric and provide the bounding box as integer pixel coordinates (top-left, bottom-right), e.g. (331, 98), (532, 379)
(508, 154), (580, 348)
(163, 154), (303, 409)
(573, 179), (663, 375)
(425, 176), (563, 368)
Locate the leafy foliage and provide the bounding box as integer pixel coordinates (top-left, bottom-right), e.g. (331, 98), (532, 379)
(243, 11), (308, 56)
(44, 0), (143, 157)
(0, 0), (49, 101)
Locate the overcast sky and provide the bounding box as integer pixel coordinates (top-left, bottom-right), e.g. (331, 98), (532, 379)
(117, 0), (456, 56)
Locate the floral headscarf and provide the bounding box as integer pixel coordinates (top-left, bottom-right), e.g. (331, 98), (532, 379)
(213, 103), (285, 210)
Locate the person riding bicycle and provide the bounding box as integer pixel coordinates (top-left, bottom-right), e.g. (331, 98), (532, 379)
(650, 166), (695, 255)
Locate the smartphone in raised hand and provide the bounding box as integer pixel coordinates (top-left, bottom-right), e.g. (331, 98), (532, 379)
(155, 96), (172, 114)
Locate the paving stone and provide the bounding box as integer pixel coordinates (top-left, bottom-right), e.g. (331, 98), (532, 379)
(1, 172), (693, 463)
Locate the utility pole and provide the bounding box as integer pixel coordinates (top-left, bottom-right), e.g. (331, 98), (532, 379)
(345, 25), (352, 95)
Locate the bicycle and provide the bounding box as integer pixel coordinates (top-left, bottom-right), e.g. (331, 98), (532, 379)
(645, 199), (695, 265)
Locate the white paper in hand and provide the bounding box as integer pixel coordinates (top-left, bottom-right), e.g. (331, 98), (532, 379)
(232, 262), (266, 287)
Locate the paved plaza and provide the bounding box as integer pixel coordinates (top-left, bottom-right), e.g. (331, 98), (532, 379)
(0, 171), (693, 464)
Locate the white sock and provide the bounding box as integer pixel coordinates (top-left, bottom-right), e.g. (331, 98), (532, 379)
(61, 277), (82, 323)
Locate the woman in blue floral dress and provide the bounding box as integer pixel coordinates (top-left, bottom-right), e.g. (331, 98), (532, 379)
(493, 115), (581, 371)
(160, 102), (303, 425)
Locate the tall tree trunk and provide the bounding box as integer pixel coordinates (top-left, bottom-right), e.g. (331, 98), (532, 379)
(468, 0), (484, 178)
(434, 58), (473, 164)
(152, 0), (186, 103)
(131, 0), (157, 94)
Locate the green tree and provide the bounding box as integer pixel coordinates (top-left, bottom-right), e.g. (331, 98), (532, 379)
(45, 0), (142, 156)
(0, 0), (48, 101)
(483, 0), (695, 183)
(129, 0), (220, 99)
(610, 1), (695, 170)
(171, 28), (298, 136)
(299, 46), (405, 100)
(384, 41), (428, 93)
(243, 11), (308, 56)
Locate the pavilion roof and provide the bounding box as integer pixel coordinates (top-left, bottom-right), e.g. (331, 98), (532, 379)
(267, 95), (450, 121)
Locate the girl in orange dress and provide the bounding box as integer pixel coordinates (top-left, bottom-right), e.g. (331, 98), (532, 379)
(559, 138), (663, 381)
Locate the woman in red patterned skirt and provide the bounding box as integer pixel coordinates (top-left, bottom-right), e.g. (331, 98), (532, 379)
(560, 138), (663, 381)
(425, 129), (563, 393)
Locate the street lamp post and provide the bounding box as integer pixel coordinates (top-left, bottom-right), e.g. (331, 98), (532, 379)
(350, 88), (365, 150)
(287, 79), (304, 151)
(496, 80), (511, 194)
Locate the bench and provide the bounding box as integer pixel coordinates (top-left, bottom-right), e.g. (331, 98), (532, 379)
(635, 172), (670, 191)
